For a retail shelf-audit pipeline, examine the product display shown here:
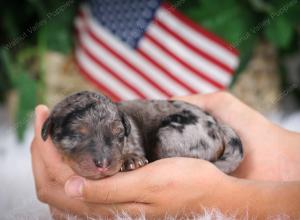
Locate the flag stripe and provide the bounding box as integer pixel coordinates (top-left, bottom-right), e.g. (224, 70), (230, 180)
(78, 38), (148, 99)
(77, 16), (172, 98)
(77, 22), (167, 99)
(79, 7), (191, 96)
(139, 38), (218, 93)
(153, 18), (233, 74)
(76, 49), (140, 100)
(136, 48), (198, 94)
(147, 24), (231, 86)
(157, 6), (239, 68)
(75, 19), (138, 100)
(162, 3), (238, 56)
(76, 59), (121, 101)
(144, 33), (225, 89)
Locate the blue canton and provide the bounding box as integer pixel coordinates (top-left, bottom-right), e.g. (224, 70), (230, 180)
(89, 0), (162, 48)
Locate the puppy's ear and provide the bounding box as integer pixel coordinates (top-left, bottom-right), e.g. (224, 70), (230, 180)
(120, 112), (131, 137)
(41, 117), (53, 141)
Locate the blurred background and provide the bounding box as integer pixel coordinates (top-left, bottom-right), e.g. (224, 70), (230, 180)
(0, 0), (300, 219)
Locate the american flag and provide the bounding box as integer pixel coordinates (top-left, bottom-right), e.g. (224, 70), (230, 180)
(75, 0), (239, 101)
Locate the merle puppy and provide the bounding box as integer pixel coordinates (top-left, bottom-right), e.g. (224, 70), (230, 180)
(42, 91), (243, 179)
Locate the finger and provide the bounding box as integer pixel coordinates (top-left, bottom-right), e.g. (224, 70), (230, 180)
(172, 93), (209, 109)
(49, 185), (151, 219)
(30, 105), (49, 155)
(65, 170), (149, 204)
(31, 138), (48, 193)
(172, 92), (236, 115)
(31, 135), (73, 185)
(31, 147), (89, 215)
(45, 174), (151, 218)
(32, 105), (74, 182)
(34, 105), (50, 137)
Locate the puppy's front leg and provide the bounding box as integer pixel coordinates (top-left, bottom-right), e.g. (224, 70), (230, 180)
(120, 153), (148, 171)
(119, 115), (149, 172)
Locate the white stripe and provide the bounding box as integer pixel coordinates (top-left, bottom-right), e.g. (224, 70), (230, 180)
(76, 24), (167, 99)
(148, 24), (231, 85)
(140, 37), (218, 93)
(76, 49), (139, 100)
(157, 8), (239, 69)
(79, 6), (190, 96)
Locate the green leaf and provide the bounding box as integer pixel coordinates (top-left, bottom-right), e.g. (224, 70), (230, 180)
(15, 70), (37, 141)
(266, 0), (300, 25)
(44, 1), (78, 54)
(26, 0), (47, 18)
(0, 50), (13, 102)
(264, 16), (294, 49)
(0, 48), (16, 85)
(285, 3), (300, 26)
(45, 22), (73, 54)
(248, 0), (273, 13)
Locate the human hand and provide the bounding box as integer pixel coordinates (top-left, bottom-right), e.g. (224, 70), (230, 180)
(174, 92), (300, 181)
(31, 105), (230, 219)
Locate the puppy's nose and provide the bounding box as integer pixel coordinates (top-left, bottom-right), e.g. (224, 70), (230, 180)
(93, 158), (110, 168)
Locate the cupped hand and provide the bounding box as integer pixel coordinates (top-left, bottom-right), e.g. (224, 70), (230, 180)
(31, 105), (229, 219)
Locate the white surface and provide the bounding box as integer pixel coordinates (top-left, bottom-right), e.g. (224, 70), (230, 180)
(0, 106), (299, 219)
(0, 110), (50, 219)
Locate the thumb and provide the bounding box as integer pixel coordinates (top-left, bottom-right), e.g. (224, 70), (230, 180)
(64, 172), (144, 203)
(34, 105), (50, 137)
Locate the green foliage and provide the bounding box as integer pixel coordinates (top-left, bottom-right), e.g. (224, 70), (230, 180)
(44, 0), (79, 53)
(265, 16), (294, 49)
(0, 0), (79, 140)
(0, 50), (13, 102)
(15, 71), (37, 140)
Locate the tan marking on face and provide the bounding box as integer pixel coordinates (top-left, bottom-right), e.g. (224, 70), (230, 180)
(78, 126), (89, 135)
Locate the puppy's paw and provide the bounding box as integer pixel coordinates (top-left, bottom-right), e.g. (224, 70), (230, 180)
(120, 155), (148, 172)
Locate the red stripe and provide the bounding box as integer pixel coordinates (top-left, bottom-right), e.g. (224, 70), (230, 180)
(78, 39), (147, 99)
(75, 56), (121, 102)
(136, 48), (198, 94)
(78, 13), (173, 98)
(162, 3), (238, 56)
(144, 33), (225, 89)
(154, 19), (234, 75)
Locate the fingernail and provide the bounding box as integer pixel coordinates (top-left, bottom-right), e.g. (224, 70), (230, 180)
(65, 177), (84, 198)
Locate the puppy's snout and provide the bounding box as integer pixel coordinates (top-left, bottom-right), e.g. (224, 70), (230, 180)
(93, 158), (110, 169)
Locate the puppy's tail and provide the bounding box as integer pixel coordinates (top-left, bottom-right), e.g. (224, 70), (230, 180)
(213, 124), (243, 174)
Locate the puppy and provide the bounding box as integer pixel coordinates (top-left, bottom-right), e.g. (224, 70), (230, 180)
(42, 91), (243, 179)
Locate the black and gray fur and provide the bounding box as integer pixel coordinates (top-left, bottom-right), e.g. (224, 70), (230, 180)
(42, 91), (243, 179)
